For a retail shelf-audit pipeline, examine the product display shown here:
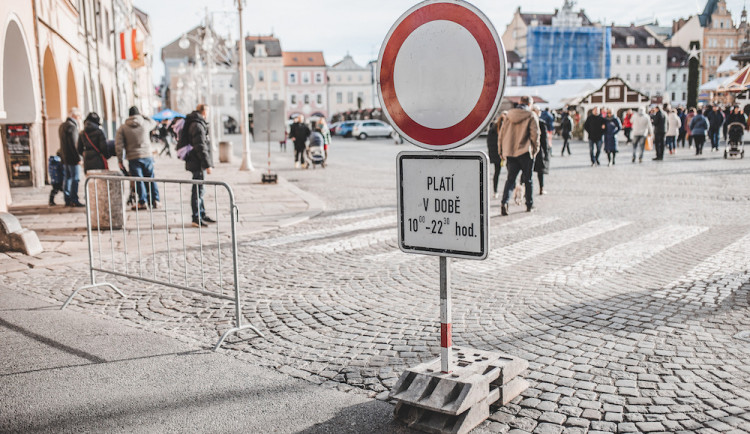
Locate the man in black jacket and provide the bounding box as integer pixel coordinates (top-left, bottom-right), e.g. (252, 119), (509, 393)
(183, 104), (215, 227)
(651, 105), (667, 160)
(583, 107), (606, 166)
(289, 115), (311, 168)
(706, 105), (724, 151)
(58, 108), (84, 207)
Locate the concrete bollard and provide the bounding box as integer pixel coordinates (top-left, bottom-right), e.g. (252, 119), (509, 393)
(86, 170), (123, 230)
(219, 141), (233, 163)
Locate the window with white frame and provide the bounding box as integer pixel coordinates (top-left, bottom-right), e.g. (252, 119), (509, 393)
(682, 92), (686, 100)
(290, 94), (297, 105)
(608, 86), (621, 100)
(636, 55), (641, 64)
(626, 36), (635, 45)
(636, 73), (640, 82)
(316, 94), (322, 105)
(347, 92), (353, 103)
(314, 72), (323, 83)
(336, 92), (342, 103)
(271, 70), (278, 82)
(289, 72), (297, 84)
(671, 92), (676, 101)
(616, 55), (621, 65)
(656, 73), (660, 83)
(302, 72), (311, 84)
(647, 55), (651, 65)
(656, 56), (660, 64)
(304, 94), (310, 104)
(683, 73), (687, 82)
(646, 73), (651, 82)
(672, 73), (676, 83)
(258, 70), (264, 82)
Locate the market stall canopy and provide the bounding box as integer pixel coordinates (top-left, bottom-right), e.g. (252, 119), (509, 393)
(700, 76), (729, 92)
(152, 109), (184, 121)
(719, 64), (750, 92)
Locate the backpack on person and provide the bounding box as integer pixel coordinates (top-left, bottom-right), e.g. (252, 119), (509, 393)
(174, 118), (192, 160)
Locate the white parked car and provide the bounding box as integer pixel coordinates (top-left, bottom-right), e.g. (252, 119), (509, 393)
(352, 120), (393, 140)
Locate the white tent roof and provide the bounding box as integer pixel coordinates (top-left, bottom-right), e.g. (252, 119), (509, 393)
(505, 78), (607, 109)
(700, 76), (729, 91)
(716, 55), (739, 74)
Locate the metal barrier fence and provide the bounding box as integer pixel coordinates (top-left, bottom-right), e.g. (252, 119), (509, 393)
(61, 174), (263, 350)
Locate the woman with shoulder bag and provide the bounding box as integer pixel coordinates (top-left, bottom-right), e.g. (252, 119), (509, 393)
(77, 112), (110, 173)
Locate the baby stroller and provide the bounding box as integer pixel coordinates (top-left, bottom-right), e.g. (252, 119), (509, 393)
(307, 131), (326, 168)
(725, 122), (745, 159)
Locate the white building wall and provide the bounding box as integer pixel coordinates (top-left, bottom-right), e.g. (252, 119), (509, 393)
(327, 69), (373, 115)
(666, 66), (689, 106)
(611, 48), (668, 97)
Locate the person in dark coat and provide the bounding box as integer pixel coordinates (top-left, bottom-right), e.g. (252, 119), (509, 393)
(650, 105), (666, 160)
(59, 108), (84, 207)
(77, 112), (109, 173)
(583, 107), (606, 166)
(560, 111), (573, 156)
(183, 104), (215, 227)
(603, 108), (622, 166)
(289, 115), (311, 168)
(533, 108), (550, 195)
(486, 112), (506, 199)
(706, 105), (724, 151)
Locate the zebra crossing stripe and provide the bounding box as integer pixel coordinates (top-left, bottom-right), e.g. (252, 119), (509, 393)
(652, 230), (750, 305)
(454, 219), (630, 274)
(250, 216), (395, 247)
(298, 229), (394, 253)
(537, 225), (709, 288)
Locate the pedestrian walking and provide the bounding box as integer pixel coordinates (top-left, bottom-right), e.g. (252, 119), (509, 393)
(498, 95), (540, 216)
(158, 120), (172, 157)
(181, 104), (215, 227)
(685, 107), (696, 149)
(706, 105), (724, 151)
(48, 150), (64, 206)
(666, 108), (681, 155)
(289, 115), (311, 168)
(622, 109), (633, 144)
(486, 112), (507, 199)
(317, 118), (331, 162)
(689, 109), (710, 155)
(58, 108), (84, 207)
(115, 106), (160, 210)
(583, 107), (606, 166)
(651, 105), (666, 160)
(677, 107), (687, 148)
(533, 107), (550, 195)
(560, 110), (573, 156)
(77, 112), (110, 173)
(630, 107), (653, 163)
(604, 108), (622, 166)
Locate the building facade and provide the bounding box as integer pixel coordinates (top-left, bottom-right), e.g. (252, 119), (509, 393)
(0, 1), (153, 212)
(666, 47), (690, 106)
(246, 36), (284, 114)
(610, 26), (668, 98)
(700, 0), (747, 83)
(283, 51), (327, 120)
(327, 55), (372, 117)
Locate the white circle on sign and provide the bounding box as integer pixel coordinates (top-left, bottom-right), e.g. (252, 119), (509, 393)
(393, 20), (485, 130)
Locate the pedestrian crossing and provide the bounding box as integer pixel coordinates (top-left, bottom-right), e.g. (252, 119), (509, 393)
(537, 224), (709, 288)
(248, 211), (750, 301)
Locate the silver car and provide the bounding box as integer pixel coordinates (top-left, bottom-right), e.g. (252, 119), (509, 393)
(352, 120), (394, 140)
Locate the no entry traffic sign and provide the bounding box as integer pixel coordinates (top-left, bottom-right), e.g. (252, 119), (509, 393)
(377, 0), (507, 150)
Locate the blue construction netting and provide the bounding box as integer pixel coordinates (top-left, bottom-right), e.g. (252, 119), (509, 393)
(527, 26), (611, 86)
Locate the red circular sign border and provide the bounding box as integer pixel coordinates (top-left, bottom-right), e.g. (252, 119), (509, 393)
(379, 2), (504, 148)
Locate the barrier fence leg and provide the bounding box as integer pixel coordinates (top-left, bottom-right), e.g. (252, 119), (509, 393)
(213, 203), (264, 351)
(440, 256), (452, 373)
(62, 178), (125, 310)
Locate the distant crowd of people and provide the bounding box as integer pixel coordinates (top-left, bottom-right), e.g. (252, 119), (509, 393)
(485, 98), (749, 216)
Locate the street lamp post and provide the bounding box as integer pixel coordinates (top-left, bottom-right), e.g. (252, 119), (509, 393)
(237, 0), (254, 171)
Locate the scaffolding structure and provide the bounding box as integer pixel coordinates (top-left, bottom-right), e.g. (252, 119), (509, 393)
(527, 26), (611, 86)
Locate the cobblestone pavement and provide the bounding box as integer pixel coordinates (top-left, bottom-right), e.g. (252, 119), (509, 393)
(3, 136), (750, 433)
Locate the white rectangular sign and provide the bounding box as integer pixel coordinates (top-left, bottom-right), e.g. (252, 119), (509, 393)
(397, 151), (489, 260)
(253, 99), (286, 143)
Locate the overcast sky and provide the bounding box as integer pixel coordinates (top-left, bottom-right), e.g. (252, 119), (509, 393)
(133, 0), (748, 83)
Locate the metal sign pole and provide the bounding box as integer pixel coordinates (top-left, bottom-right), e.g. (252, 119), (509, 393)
(440, 255), (451, 373)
